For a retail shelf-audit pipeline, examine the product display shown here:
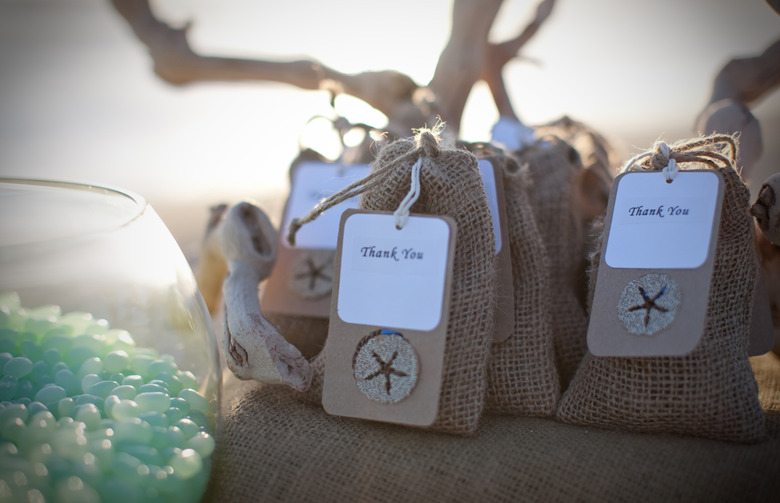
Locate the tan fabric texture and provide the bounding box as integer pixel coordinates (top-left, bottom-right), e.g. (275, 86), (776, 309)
(297, 131), (497, 435)
(516, 137), (590, 388)
(472, 149), (560, 416)
(205, 353), (780, 503)
(556, 153), (766, 442)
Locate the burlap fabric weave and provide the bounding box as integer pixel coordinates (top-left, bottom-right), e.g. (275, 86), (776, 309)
(556, 137), (766, 443)
(297, 130), (497, 435)
(465, 146), (560, 416)
(515, 137), (591, 388)
(206, 352), (780, 503)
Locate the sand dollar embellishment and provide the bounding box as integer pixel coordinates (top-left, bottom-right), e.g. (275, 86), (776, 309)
(352, 330), (418, 404)
(289, 250), (334, 299)
(617, 273), (681, 336)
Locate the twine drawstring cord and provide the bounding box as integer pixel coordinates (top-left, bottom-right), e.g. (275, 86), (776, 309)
(286, 129), (442, 246)
(623, 134), (738, 182)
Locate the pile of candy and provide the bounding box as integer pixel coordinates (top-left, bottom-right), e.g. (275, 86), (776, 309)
(0, 293), (216, 502)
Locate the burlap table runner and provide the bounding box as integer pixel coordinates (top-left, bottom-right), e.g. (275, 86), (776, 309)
(556, 135), (766, 443)
(289, 128), (497, 435)
(205, 352), (780, 503)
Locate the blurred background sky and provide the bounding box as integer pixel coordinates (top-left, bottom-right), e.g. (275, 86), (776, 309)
(0, 0), (778, 250)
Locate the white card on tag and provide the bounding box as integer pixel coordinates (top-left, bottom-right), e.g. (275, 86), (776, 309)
(323, 209), (456, 427)
(337, 211), (451, 331)
(605, 171), (720, 269)
(282, 162), (371, 250)
(588, 170), (724, 357)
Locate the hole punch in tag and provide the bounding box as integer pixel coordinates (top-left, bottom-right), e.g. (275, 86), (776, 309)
(261, 162), (370, 318)
(323, 209), (456, 427)
(588, 170), (724, 357)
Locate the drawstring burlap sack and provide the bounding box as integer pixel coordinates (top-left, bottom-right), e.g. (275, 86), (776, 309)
(513, 136), (592, 388)
(556, 135), (767, 443)
(288, 127), (497, 435)
(463, 143), (560, 416)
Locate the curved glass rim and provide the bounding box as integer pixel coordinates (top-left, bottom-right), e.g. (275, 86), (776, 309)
(0, 177), (149, 249)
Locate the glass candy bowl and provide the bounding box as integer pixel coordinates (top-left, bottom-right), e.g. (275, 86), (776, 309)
(0, 179), (220, 502)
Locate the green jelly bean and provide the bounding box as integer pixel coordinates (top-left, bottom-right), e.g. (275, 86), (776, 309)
(168, 447), (202, 480)
(108, 373), (125, 384)
(77, 358), (103, 380)
(187, 409), (211, 430)
(34, 384), (66, 404)
(55, 369), (82, 395)
(86, 380), (119, 399)
(138, 383), (167, 395)
(25, 317), (57, 336)
(121, 375), (144, 390)
(135, 392), (170, 414)
(103, 395), (121, 418)
(109, 399), (141, 421)
(110, 385), (137, 400)
(52, 361), (69, 374)
(147, 359), (176, 378)
(155, 372), (182, 396)
(72, 403), (102, 431)
(161, 425), (185, 449)
(186, 431), (215, 458)
(176, 370), (198, 390)
(19, 340), (43, 362)
(169, 397), (190, 415)
(163, 407), (185, 425)
(4, 356), (33, 378)
(0, 375), (19, 401)
(80, 374), (102, 395)
(75, 394), (103, 411)
(139, 411), (169, 430)
(131, 355), (155, 377)
(57, 397), (75, 418)
(111, 417), (152, 445)
(173, 418), (199, 440)
(178, 388), (210, 414)
(103, 351), (129, 374)
(66, 346), (99, 369)
(27, 401), (48, 416)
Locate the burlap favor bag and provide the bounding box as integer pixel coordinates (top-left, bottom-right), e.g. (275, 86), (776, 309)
(556, 135), (766, 443)
(512, 136), (594, 387)
(291, 127), (497, 435)
(463, 144), (560, 416)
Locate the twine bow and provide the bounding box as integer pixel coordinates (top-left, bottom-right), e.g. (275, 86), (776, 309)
(624, 134), (739, 182)
(286, 127), (443, 246)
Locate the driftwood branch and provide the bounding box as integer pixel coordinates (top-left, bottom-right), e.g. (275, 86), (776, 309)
(111, 0), (555, 137)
